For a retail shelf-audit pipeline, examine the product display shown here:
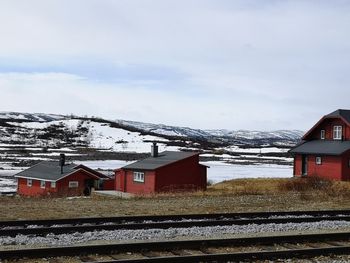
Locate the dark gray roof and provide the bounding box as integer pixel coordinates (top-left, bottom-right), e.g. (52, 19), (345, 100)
(14, 161), (101, 181)
(326, 109), (350, 124)
(289, 140), (350, 155)
(122, 151), (198, 170)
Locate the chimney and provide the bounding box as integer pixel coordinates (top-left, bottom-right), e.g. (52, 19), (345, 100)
(151, 142), (158, 157)
(59, 153), (66, 174)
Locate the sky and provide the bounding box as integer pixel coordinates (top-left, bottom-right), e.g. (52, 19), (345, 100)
(1, 0), (350, 131)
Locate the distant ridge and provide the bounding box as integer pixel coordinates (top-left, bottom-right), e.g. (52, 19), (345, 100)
(0, 111), (303, 146)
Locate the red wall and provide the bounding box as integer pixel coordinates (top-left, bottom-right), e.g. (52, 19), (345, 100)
(115, 155), (207, 194)
(17, 170), (100, 197)
(341, 150), (350, 181)
(115, 169), (155, 194)
(155, 155), (207, 192)
(102, 178), (115, 190)
(306, 118), (350, 140)
(294, 154), (343, 180)
(115, 169), (125, 192)
(17, 178), (57, 196)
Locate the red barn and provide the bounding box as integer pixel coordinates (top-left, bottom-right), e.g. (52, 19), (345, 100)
(15, 161), (111, 197)
(290, 109), (350, 181)
(115, 144), (207, 194)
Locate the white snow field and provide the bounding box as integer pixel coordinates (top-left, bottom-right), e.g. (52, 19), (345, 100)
(12, 120), (178, 152)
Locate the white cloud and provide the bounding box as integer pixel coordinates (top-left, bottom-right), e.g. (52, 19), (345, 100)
(1, 1), (350, 130)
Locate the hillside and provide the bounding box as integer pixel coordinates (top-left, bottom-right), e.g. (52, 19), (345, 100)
(0, 111), (302, 169)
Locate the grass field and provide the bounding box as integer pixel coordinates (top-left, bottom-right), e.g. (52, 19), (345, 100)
(1, 178), (350, 220)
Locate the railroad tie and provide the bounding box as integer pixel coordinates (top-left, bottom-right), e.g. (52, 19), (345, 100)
(79, 256), (96, 262)
(324, 241), (347, 247)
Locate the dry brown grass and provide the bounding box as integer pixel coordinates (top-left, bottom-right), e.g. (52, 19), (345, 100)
(208, 178), (287, 195)
(1, 178), (350, 221)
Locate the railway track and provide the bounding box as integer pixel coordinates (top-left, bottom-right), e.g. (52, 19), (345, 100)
(1, 232), (350, 261)
(1, 209), (350, 237)
(2, 210), (350, 261)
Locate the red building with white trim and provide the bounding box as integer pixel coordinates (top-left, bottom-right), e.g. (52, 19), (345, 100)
(290, 109), (350, 181)
(15, 161), (111, 197)
(115, 144), (207, 194)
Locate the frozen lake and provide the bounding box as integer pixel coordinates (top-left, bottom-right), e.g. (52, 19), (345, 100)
(0, 160), (293, 192)
(202, 161), (292, 183)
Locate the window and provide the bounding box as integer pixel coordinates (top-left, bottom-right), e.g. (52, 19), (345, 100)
(40, 181), (46, 189)
(133, 172), (145, 183)
(51, 182), (56, 188)
(68, 181), (79, 188)
(316, 157), (322, 165)
(333, 126), (342, 140)
(27, 179), (32, 187)
(320, 130), (325, 140)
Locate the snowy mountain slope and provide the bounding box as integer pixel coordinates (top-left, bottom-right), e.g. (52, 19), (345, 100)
(9, 119), (176, 153)
(116, 119), (303, 143)
(0, 111), (65, 122)
(0, 111), (303, 152)
(206, 129), (305, 140)
(0, 111), (302, 170)
(116, 119), (213, 139)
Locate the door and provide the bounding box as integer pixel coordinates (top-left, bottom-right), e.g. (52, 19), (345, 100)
(84, 179), (94, 196)
(302, 155), (308, 176)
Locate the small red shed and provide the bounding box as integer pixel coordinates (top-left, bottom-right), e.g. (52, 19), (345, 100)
(115, 144), (207, 194)
(290, 109), (350, 181)
(15, 161), (110, 197)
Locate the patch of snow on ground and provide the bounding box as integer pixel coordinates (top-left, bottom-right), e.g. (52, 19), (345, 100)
(48, 148), (76, 152)
(31, 153), (84, 156)
(88, 122), (172, 152)
(225, 146), (290, 154)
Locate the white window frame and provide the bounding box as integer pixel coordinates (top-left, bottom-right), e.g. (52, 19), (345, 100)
(320, 130), (325, 140)
(316, 156), (322, 165)
(333, 126), (342, 140)
(40, 180), (46, 189)
(68, 181), (79, 188)
(133, 172), (145, 183)
(51, 182), (56, 188)
(27, 179), (32, 187)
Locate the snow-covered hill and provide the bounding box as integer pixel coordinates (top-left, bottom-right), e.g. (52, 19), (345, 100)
(116, 120), (212, 139)
(206, 129), (304, 140)
(0, 111), (302, 168)
(0, 111), (65, 122)
(116, 119), (304, 144)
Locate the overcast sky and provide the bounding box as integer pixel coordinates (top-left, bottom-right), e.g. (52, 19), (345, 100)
(1, 0), (350, 131)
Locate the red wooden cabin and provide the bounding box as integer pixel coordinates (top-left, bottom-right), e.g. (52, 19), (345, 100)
(15, 161), (111, 197)
(290, 109), (350, 181)
(115, 143), (207, 194)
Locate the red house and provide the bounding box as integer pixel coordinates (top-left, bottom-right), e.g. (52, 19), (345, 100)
(15, 160), (111, 197)
(290, 109), (350, 181)
(115, 144), (207, 194)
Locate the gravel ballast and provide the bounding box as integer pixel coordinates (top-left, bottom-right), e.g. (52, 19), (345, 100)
(1, 220), (350, 247)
